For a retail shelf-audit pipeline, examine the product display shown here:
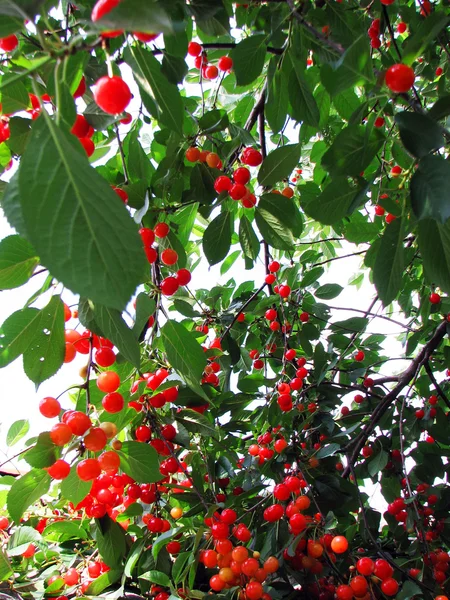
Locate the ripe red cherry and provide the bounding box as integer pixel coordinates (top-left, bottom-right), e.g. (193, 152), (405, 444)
(356, 557), (374, 576)
(93, 76), (132, 114)
(205, 65), (218, 80)
(63, 568), (80, 586)
(354, 350), (365, 362)
(218, 56), (233, 71)
(0, 516), (9, 530)
(214, 175), (232, 194)
(39, 396), (61, 418)
(242, 148), (263, 167)
(336, 585), (353, 600)
(66, 411), (92, 435)
(268, 260), (280, 273)
(278, 284), (291, 299)
(84, 427), (107, 451)
(0, 35), (18, 52)
(374, 559), (393, 580)
(71, 114), (90, 138)
(221, 508), (237, 524)
(50, 423), (72, 446)
(95, 347), (116, 367)
(113, 187), (128, 203)
(139, 227), (155, 246)
(429, 292), (441, 304)
(188, 41), (202, 56)
(233, 167), (251, 185)
(77, 458), (101, 481)
(375, 204), (385, 216)
(91, 0), (123, 37)
(273, 483), (290, 501)
(166, 541), (181, 554)
(289, 513), (307, 533)
(135, 424), (151, 442)
(134, 32), (160, 43)
(102, 392), (124, 413)
(381, 578), (399, 596)
(211, 521), (229, 539)
(176, 268), (191, 286)
(154, 222), (170, 238)
(246, 581), (263, 600)
(374, 116), (385, 128)
(331, 535), (348, 554)
(265, 308), (277, 321)
(161, 249), (178, 265)
(161, 276), (179, 296)
(47, 459), (71, 480)
(80, 137), (95, 157)
(229, 183), (247, 200)
(160, 424), (177, 440)
(264, 504), (284, 522)
(285, 349), (296, 361)
(97, 371), (120, 393)
(385, 64), (415, 93)
(397, 21), (407, 33)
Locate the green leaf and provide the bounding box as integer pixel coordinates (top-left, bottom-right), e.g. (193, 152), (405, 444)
(6, 419), (29, 447)
(417, 218), (450, 294)
(255, 198), (295, 251)
(315, 284), (343, 300)
(133, 293), (156, 338)
(60, 465), (92, 506)
(0, 74), (29, 114)
(161, 53), (188, 85)
(116, 441), (161, 483)
(94, 515), (127, 569)
(266, 67), (288, 134)
(322, 125), (384, 177)
(0, 0), (47, 19)
(203, 211), (233, 266)
(23, 432), (57, 468)
(316, 443), (341, 458)
(402, 10), (450, 65)
(258, 144), (302, 187)
(23, 295), (65, 386)
(301, 178), (355, 225)
(411, 156), (450, 224)
(2, 172), (25, 237)
(396, 580), (424, 600)
(428, 95), (450, 121)
(43, 520), (88, 542)
(7, 526), (42, 556)
(6, 117), (31, 155)
(85, 569), (122, 596)
(231, 34), (267, 87)
(373, 218), (405, 306)
(17, 116), (146, 311)
(239, 215), (260, 261)
(91, 302), (141, 368)
(83, 100), (119, 131)
(321, 35), (374, 97)
(139, 570), (171, 586)
(0, 548), (13, 581)
(0, 307), (42, 368)
(95, 0), (174, 34)
(368, 450), (389, 478)
(288, 60), (320, 129)
(395, 112), (445, 158)
(0, 16), (22, 37)
(125, 45), (184, 136)
(124, 538), (146, 578)
(177, 409), (217, 439)
(189, 0), (229, 36)
(160, 321), (208, 400)
(7, 469), (51, 523)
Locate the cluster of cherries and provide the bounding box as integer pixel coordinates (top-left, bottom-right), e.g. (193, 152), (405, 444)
(187, 41), (233, 80)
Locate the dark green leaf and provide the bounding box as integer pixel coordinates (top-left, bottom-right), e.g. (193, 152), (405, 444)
(161, 53), (188, 85)
(402, 10), (450, 65)
(91, 302), (141, 368)
(428, 95), (450, 121)
(43, 520), (88, 542)
(23, 432), (58, 468)
(0, 74), (29, 114)
(395, 111), (444, 158)
(133, 293), (156, 338)
(0, 549), (12, 581)
(368, 450), (389, 478)
(94, 515), (127, 569)
(322, 125), (384, 177)
(266, 67), (288, 134)
(315, 284), (343, 300)
(255, 198), (295, 251)
(177, 409), (217, 439)
(198, 109), (229, 133)
(373, 218), (405, 306)
(23, 295), (65, 386)
(85, 569), (122, 596)
(95, 0), (174, 34)
(7, 526), (42, 556)
(18, 116), (146, 311)
(239, 215), (260, 261)
(288, 58), (320, 129)
(161, 321), (208, 400)
(411, 156), (450, 224)
(139, 570), (171, 586)
(417, 218), (450, 294)
(0, 307), (41, 368)
(203, 211), (233, 266)
(7, 469), (51, 523)
(301, 177), (355, 224)
(316, 443), (341, 458)
(321, 35), (374, 96)
(231, 35), (267, 87)
(189, 0), (229, 36)
(6, 117), (31, 155)
(0, 0), (47, 19)
(116, 441), (161, 483)
(258, 144), (302, 187)
(125, 45), (184, 136)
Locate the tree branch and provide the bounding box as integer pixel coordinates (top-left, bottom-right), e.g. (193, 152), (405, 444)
(342, 320), (448, 476)
(424, 360), (450, 410)
(285, 0), (345, 55)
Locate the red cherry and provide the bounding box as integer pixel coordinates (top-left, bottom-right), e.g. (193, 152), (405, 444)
(436, 67), (443, 77)
(66, 411), (92, 436)
(39, 396), (61, 418)
(47, 459), (71, 480)
(229, 183), (247, 200)
(374, 559), (393, 581)
(242, 148), (263, 167)
(429, 292), (441, 304)
(139, 227), (155, 246)
(218, 56), (233, 71)
(214, 175), (232, 194)
(91, 0), (123, 37)
(113, 187), (128, 203)
(356, 557), (374, 576)
(93, 76), (131, 114)
(71, 114), (90, 138)
(385, 64), (415, 93)
(354, 350), (365, 362)
(205, 65), (218, 80)
(161, 276), (179, 296)
(397, 22), (407, 33)
(0, 35), (18, 52)
(188, 41), (202, 56)
(134, 32), (160, 43)
(0, 516), (9, 530)
(161, 248), (178, 265)
(374, 116), (385, 128)
(233, 167), (251, 185)
(268, 260), (280, 273)
(97, 371), (120, 393)
(154, 222), (170, 238)
(176, 268), (191, 285)
(102, 392), (124, 413)
(375, 204), (385, 216)
(80, 137), (95, 157)
(95, 347), (116, 367)
(381, 578), (399, 596)
(77, 458), (101, 481)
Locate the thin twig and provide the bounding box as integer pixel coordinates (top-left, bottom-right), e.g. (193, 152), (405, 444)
(113, 123), (129, 185)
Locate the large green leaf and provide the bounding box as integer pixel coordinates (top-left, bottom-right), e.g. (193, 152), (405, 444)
(301, 178), (355, 224)
(266, 67), (288, 134)
(0, 234), (36, 289)
(6, 526), (42, 557)
(321, 35), (374, 97)
(189, 0), (229, 36)
(0, 307), (41, 368)
(239, 215), (260, 261)
(410, 155), (450, 224)
(402, 10), (450, 65)
(0, 549), (12, 581)
(94, 0), (174, 34)
(23, 432), (58, 468)
(288, 59), (320, 129)
(133, 293), (156, 338)
(231, 34), (267, 87)
(395, 112), (445, 159)
(6, 117), (31, 155)
(7, 469), (51, 523)
(91, 302), (141, 368)
(258, 145), (302, 187)
(6, 419), (29, 447)
(203, 211), (233, 266)
(125, 45), (184, 136)
(17, 116), (146, 311)
(0, 74), (29, 115)
(116, 441), (161, 483)
(417, 218), (450, 294)
(23, 295), (65, 386)
(255, 195), (297, 251)
(160, 321), (208, 400)
(60, 466), (92, 506)
(373, 218), (405, 306)
(0, 0), (47, 19)
(321, 125), (384, 177)
(94, 516), (127, 569)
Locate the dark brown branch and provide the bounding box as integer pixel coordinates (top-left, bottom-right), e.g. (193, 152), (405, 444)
(220, 284), (266, 342)
(424, 360), (450, 410)
(114, 123), (129, 185)
(342, 320), (448, 476)
(285, 0), (345, 55)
